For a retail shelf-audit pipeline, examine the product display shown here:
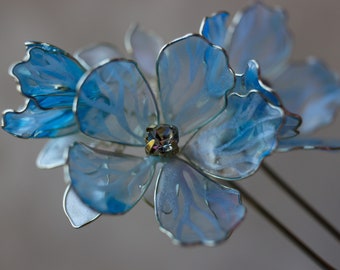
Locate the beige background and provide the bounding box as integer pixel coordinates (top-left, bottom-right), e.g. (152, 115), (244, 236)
(0, 0), (339, 269)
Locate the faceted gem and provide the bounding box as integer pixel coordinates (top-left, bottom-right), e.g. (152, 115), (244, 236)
(145, 124), (179, 157)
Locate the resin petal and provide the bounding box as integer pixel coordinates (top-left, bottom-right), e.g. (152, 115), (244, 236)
(157, 34), (234, 135)
(155, 158), (245, 246)
(76, 59), (159, 146)
(125, 24), (164, 77)
(233, 60), (279, 104)
(200, 12), (229, 48)
(183, 91), (283, 180)
(278, 114), (302, 139)
(10, 42), (85, 109)
(277, 136), (340, 152)
(227, 2), (292, 77)
(272, 58), (340, 133)
(63, 184), (101, 228)
(2, 100), (77, 138)
(36, 133), (95, 169)
(143, 173), (157, 208)
(74, 43), (122, 69)
(233, 60), (301, 138)
(67, 143), (156, 214)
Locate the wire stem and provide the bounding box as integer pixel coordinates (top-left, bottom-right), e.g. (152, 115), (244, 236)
(228, 182), (336, 270)
(261, 162), (340, 242)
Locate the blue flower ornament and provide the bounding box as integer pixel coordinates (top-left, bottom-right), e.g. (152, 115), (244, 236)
(2, 25), (163, 169)
(200, 2), (340, 151)
(2, 32), (289, 245)
(2, 42), (111, 169)
(65, 33), (288, 245)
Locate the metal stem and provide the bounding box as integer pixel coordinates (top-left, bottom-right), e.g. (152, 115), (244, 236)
(228, 182), (336, 270)
(261, 162), (340, 242)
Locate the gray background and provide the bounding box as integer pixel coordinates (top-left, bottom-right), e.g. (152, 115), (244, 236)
(0, 0), (339, 269)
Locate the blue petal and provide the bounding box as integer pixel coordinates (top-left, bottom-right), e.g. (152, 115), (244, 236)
(278, 114), (302, 139)
(76, 59), (159, 146)
(37, 136), (76, 169)
(234, 60), (301, 138)
(74, 43), (122, 69)
(2, 100), (77, 138)
(157, 34), (234, 135)
(227, 2), (292, 77)
(36, 133), (96, 169)
(233, 60), (278, 104)
(67, 143), (156, 214)
(183, 91), (283, 180)
(125, 24), (164, 77)
(155, 158), (245, 246)
(272, 58), (340, 134)
(277, 136), (340, 152)
(63, 184), (101, 228)
(10, 42), (85, 109)
(25, 42), (64, 52)
(200, 12), (229, 48)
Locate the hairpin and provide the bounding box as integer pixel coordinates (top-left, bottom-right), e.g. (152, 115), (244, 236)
(2, 2), (340, 254)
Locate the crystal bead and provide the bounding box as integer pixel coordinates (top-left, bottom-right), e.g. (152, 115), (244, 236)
(145, 124), (179, 157)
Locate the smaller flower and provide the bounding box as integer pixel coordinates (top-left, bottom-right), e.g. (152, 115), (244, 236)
(199, 2), (340, 151)
(2, 42), (99, 169)
(2, 24), (164, 169)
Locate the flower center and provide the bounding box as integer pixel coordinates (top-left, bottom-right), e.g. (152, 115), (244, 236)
(145, 124), (179, 157)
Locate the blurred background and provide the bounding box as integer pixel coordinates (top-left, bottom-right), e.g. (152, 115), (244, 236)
(0, 0), (339, 269)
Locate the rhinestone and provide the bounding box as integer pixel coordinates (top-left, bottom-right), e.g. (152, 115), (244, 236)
(145, 124), (179, 157)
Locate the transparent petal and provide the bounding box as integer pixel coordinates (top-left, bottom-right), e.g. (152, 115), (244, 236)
(76, 59), (159, 146)
(125, 24), (164, 77)
(37, 137), (74, 169)
(67, 143), (156, 214)
(10, 42), (85, 109)
(183, 91), (283, 180)
(142, 162), (162, 208)
(157, 34), (234, 135)
(227, 2), (292, 77)
(155, 158), (245, 246)
(63, 184), (101, 228)
(200, 12), (229, 48)
(36, 133), (95, 169)
(278, 114), (302, 139)
(233, 60), (301, 138)
(272, 58), (340, 134)
(277, 137), (340, 152)
(74, 43), (122, 69)
(143, 175), (156, 208)
(2, 100), (77, 138)
(233, 60), (279, 104)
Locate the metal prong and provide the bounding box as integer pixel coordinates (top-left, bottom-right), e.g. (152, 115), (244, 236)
(145, 139), (155, 155)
